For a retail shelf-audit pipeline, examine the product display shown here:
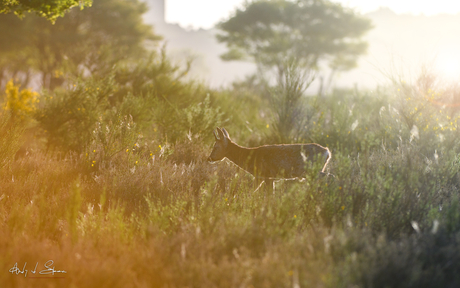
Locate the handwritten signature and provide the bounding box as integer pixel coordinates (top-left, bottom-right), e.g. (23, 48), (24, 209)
(9, 260), (67, 277)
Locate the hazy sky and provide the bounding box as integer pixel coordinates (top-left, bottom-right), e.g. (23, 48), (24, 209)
(166, 0), (460, 29)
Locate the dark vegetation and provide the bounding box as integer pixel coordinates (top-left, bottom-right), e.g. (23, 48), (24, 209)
(1, 0), (460, 287)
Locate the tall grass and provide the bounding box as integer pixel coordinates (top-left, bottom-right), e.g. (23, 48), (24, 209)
(2, 64), (460, 287)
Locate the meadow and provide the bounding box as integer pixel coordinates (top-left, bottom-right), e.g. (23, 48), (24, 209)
(1, 50), (460, 288)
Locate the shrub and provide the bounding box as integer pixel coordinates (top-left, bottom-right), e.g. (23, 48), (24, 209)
(2, 79), (39, 120)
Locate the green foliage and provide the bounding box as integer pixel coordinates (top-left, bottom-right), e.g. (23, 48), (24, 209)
(3, 128), (460, 287)
(112, 48), (226, 142)
(0, 0), (92, 23)
(217, 0), (373, 144)
(331, 227), (460, 288)
(267, 60), (314, 143)
(180, 94), (227, 140)
(85, 114), (141, 171)
(35, 50), (227, 153)
(36, 74), (118, 151)
(217, 0), (372, 76)
(0, 0), (158, 90)
(1, 8), (460, 284)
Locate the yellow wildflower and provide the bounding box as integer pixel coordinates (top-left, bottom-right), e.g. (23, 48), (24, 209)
(3, 79), (39, 119)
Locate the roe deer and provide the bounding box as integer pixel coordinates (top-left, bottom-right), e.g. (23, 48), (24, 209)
(207, 127), (331, 194)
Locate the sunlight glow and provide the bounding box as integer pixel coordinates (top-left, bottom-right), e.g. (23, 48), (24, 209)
(436, 57), (460, 81)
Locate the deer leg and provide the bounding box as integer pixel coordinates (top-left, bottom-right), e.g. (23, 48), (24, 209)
(265, 178), (274, 196)
(253, 177), (264, 193)
(319, 171), (335, 179)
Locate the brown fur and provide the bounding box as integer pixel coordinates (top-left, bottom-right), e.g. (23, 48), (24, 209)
(208, 127), (331, 193)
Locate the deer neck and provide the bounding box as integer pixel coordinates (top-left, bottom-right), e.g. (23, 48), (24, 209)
(225, 141), (256, 175)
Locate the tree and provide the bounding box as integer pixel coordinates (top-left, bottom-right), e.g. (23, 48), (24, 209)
(0, 0), (92, 23)
(0, 0), (159, 90)
(268, 59), (314, 143)
(217, 0), (373, 82)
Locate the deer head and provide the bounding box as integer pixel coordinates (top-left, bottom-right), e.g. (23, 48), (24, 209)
(207, 127), (231, 162)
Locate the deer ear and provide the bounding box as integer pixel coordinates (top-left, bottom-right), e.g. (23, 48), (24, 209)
(216, 127), (228, 144)
(213, 130), (219, 140)
(222, 128), (230, 140)
(216, 127), (225, 140)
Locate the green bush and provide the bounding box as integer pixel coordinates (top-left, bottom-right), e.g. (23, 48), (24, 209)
(36, 50), (228, 152)
(4, 43), (460, 288)
(36, 74), (119, 151)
